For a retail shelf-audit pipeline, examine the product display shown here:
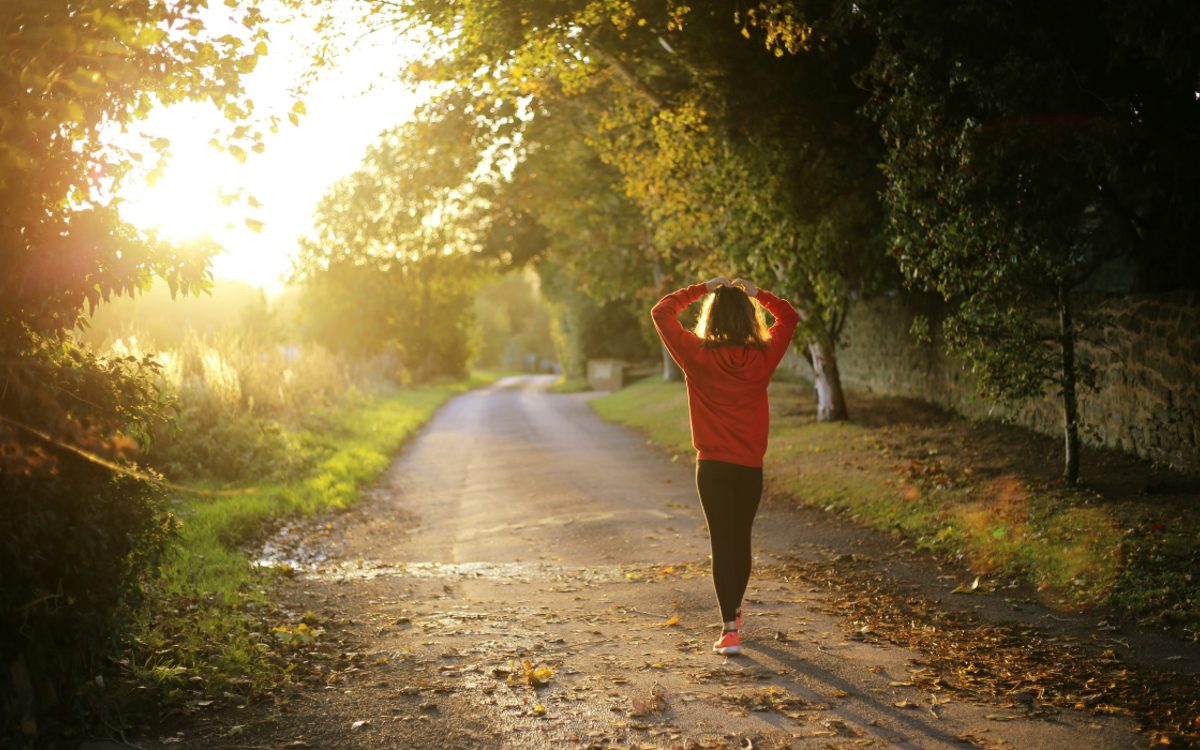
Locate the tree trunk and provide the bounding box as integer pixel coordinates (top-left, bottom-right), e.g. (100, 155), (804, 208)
(663, 344), (684, 382)
(1059, 284), (1081, 484)
(809, 333), (848, 422)
(650, 257), (684, 382)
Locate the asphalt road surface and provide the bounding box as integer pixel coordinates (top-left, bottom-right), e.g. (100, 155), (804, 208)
(187, 375), (1146, 750)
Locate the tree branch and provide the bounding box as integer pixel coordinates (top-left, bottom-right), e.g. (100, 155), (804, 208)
(591, 48), (667, 110)
(0, 414), (253, 497)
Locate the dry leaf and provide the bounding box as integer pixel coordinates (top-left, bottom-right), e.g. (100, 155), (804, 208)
(952, 577), (980, 594)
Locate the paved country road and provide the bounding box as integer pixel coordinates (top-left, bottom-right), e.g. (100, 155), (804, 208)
(179, 376), (1148, 750)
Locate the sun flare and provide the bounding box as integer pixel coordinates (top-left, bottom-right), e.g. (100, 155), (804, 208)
(121, 138), (240, 243)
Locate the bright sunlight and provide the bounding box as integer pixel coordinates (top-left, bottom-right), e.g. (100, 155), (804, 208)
(115, 4), (423, 295)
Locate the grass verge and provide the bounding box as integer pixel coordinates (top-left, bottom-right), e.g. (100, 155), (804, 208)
(592, 378), (1200, 637)
(115, 373), (500, 716)
(546, 376), (592, 394)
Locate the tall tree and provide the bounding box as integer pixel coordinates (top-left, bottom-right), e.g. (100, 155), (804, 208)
(860, 0), (1200, 482)
(0, 0), (272, 731)
(290, 102), (490, 380)
(492, 113), (662, 377)
(287, 0), (894, 419)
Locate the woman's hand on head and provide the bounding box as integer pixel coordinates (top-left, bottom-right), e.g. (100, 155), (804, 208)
(704, 277), (732, 293)
(732, 278), (759, 297)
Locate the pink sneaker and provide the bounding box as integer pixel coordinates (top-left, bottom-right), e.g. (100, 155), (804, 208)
(713, 630), (741, 655)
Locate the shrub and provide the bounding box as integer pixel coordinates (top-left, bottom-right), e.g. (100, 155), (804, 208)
(101, 332), (389, 484)
(0, 464), (177, 736)
(0, 336), (180, 741)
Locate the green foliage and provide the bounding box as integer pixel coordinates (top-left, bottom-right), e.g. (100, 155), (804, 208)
(0, 3), (280, 734)
(1, 0), (271, 336)
(290, 115), (488, 382)
(287, 0), (894, 417)
(0, 461), (177, 736)
(96, 332), (367, 484)
(482, 115), (658, 375)
(857, 0), (1200, 478)
(538, 260), (657, 379)
(293, 252), (478, 383)
(472, 272), (556, 371)
(0, 339), (179, 724)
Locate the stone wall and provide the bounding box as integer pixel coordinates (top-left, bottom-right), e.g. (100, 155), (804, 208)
(784, 290), (1200, 474)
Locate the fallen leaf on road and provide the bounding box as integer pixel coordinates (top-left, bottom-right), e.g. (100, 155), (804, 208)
(351, 720), (371, 730)
(513, 659), (554, 687)
(893, 700), (920, 709)
(658, 615), (680, 627)
(985, 715), (1021, 721)
(952, 576), (997, 594)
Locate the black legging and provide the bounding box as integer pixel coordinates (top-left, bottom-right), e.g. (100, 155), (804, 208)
(695, 459), (763, 623)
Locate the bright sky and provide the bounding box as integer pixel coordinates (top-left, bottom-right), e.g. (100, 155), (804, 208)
(117, 4), (423, 297)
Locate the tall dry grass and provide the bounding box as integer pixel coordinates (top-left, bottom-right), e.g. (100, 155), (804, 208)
(103, 331), (397, 483)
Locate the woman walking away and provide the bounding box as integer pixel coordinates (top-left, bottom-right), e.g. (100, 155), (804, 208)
(651, 276), (800, 655)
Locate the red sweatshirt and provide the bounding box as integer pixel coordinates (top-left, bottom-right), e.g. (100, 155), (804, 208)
(651, 284), (800, 467)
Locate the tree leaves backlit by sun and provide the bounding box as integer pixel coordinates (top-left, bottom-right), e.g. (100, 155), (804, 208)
(0, 1), (289, 734)
(276, 0), (894, 421)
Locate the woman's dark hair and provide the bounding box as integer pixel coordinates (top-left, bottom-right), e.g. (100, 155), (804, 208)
(694, 285), (771, 350)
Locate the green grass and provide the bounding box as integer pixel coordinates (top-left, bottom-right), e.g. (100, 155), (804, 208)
(546, 376), (593, 394)
(592, 378), (1199, 632)
(589, 378), (689, 446)
(121, 373), (500, 706)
